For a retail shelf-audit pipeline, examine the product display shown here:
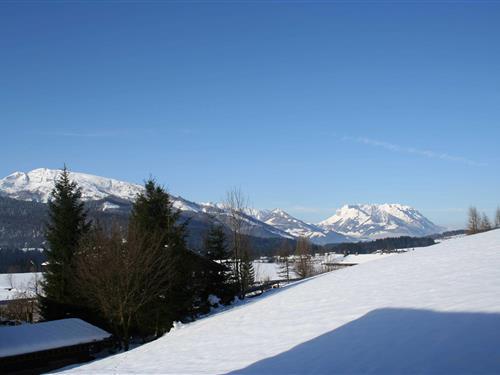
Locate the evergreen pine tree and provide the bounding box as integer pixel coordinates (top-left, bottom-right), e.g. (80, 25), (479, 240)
(240, 249), (255, 295)
(205, 225), (228, 261)
(129, 179), (192, 335)
(39, 166), (90, 320)
(204, 225), (236, 304)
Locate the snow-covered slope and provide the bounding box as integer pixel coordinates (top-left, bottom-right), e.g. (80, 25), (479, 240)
(65, 230), (500, 374)
(319, 203), (443, 240)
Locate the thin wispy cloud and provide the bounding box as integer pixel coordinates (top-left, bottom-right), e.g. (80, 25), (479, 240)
(343, 136), (486, 167)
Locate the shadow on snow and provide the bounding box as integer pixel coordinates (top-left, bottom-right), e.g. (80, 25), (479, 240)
(229, 308), (500, 374)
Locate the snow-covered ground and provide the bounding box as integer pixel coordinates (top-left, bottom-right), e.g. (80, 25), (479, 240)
(64, 229), (500, 374)
(253, 253), (397, 282)
(252, 262), (299, 282)
(0, 272), (41, 301)
(323, 252), (396, 265)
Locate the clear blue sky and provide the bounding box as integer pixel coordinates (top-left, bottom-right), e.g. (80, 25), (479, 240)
(1, 1), (499, 228)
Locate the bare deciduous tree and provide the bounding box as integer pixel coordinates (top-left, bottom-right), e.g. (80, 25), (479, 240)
(7, 273), (14, 290)
(0, 291), (37, 323)
(467, 206), (480, 234)
(495, 207), (500, 229)
(75, 224), (172, 350)
(294, 237), (313, 279)
(224, 187), (253, 295)
(0, 274), (39, 323)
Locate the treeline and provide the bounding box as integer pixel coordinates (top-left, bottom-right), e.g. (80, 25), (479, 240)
(0, 196), (47, 248)
(0, 194), (297, 255)
(467, 206), (500, 234)
(0, 196), (131, 248)
(0, 248), (46, 273)
(429, 229), (467, 239)
(39, 168), (256, 350)
(323, 236), (436, 254)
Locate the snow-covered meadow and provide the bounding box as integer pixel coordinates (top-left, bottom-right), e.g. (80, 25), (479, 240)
(64, 229), (500, 374)
(0, 272), (41, 301)
(253, 252), (396, 282)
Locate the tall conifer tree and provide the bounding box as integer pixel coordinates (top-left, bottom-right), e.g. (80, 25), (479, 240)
(129, 179), (192, 335)
(40, 166), (90, 320)
(204, 225), (236, 303)
(205, 225), (229, 261)
(240, 249), (255, 294)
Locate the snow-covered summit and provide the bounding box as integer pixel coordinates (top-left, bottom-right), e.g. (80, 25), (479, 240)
(319, 203), (443, 239)
(249, 208), (351, 243)
(0, 168), (143, 203)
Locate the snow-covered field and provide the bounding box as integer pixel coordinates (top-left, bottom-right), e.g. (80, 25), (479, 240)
(64, 229), (500, 374)
(252, 262), (298, 282)
(0, 272), (41, 301)
(253, 253), (396, 282)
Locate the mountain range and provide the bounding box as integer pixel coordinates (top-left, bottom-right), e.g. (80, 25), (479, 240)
(0, 168), (445, 247)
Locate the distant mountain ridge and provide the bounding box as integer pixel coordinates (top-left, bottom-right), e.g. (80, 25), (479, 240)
(0, 168), (444, 245)
(318, 204), (444, 240)
(0, 168), (142, 203)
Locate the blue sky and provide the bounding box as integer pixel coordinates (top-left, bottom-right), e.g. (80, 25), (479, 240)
(1, 1), (499, 228)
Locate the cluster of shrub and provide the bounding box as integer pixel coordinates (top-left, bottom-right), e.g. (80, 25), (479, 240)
(38, 168), (255, 350)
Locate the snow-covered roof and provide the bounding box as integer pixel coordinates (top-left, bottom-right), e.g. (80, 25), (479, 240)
(0, 318), (111, 358)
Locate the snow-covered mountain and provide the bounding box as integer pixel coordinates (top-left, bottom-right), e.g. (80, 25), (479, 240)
(0, 169), (444, 244)
(319, 204), (444, 240)
(0, 168), (143, 203)
(0, 168), (293, 241)
(249, 208), (353, 244)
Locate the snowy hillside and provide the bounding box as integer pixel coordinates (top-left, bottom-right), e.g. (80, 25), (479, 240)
(65, 230), (500, 374)
(319, 203), (443, 240)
